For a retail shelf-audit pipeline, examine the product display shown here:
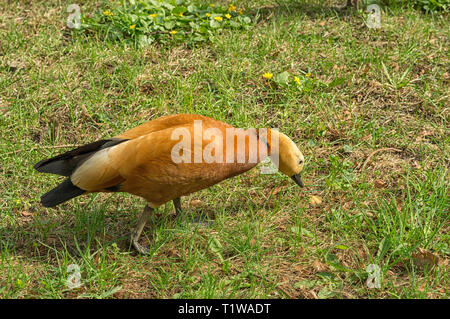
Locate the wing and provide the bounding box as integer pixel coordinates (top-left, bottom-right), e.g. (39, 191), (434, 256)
(115, 113), (220, 140)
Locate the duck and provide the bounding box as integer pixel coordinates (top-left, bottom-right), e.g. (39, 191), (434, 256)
(34, 114), (305, 254)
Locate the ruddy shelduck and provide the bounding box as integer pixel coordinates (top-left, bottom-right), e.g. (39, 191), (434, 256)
(34, 114), (305, 253)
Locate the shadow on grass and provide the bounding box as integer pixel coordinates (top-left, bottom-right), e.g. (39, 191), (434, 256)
(0, 207), (133, 260)
(0, 200), (219, 260)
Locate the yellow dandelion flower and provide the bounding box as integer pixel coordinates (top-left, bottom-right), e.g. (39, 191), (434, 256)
(238, 9), (244, 15)
(205, 13), (211, 17)
(103, 10), (112, 16)
(228, 4), (236, 12)
(305, 72), (311, 77)
(129, 24), (136, 29)
(170, 30), (178, 35)
(263, 72), (273, 79)
(294, 76), (301, 85)
(214, 16), (223, 22)
(225, 13), (231, 19)
(150, 13), (158, 18)
(179, 12), (183, 16)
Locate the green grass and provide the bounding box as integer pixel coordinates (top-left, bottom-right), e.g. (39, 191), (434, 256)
(0, 0), (448, 298)
(79, 0), (252, 46)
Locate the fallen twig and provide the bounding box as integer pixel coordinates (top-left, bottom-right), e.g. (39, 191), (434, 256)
(2, 144), (78, 156)
(359, 147), (402, 171)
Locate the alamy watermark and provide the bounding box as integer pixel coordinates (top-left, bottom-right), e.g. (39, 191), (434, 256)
(169, 121), (280, 174)
(366, 264), (381, 289)
(66, 4), (81, 29)
(66, 263), (82, 289)
(366, 4), (381, 29)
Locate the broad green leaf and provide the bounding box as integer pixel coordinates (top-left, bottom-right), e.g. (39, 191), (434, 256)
(325, 253), (349, 271)
(275, 71), (290, 86)
(209, 19), (220, 28)
(328, 77), (346, 88)
(208, 237), (224, 263)
(290, 226), (313, 238)
(164, 21), (175, 29)
(318, 287), (336, 299)
(294, 280), (316, 289)
(316, 272), (335, 280)
(173, 6), (187, 15)
(229, 20), (240, 28)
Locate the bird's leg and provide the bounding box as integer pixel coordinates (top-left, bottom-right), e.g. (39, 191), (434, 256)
(173, 197), (182, 216)
(130, 205), (154, 254)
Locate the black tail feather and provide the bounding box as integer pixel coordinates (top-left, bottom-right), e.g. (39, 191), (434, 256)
(36, 138), (128, 207)
(41, 179), (85, 207)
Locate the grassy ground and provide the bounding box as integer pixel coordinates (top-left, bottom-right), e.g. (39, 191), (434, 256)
(0, 0), (448, 298)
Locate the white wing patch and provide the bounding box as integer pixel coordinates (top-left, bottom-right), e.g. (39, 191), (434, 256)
(70, 148), (113, 190)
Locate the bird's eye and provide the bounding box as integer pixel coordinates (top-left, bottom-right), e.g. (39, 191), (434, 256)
(299, 160), (303, 165)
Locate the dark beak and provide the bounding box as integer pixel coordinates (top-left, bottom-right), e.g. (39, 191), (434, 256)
(291, 174), (304, 188)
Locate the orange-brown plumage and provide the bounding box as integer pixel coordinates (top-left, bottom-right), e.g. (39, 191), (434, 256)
(39, 114), (270, 207)
(34, 114), (305, 253)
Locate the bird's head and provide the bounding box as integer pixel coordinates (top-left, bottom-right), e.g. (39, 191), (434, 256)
(270, 131), (305, 187)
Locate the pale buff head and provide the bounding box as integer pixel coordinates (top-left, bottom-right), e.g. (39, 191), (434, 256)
(269, 130), (305, 187)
